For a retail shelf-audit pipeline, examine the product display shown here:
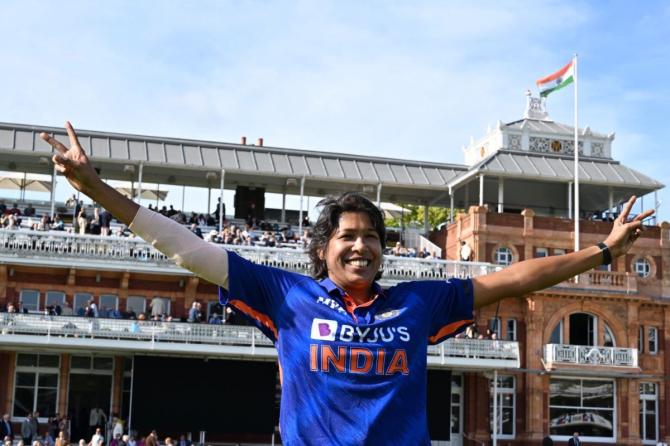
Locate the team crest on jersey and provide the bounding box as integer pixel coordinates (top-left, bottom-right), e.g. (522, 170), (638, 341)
(310, 318), (338, 341)
(375, 309), (403, 321)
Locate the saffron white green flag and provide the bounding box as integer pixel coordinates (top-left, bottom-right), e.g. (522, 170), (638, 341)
(536, 59), (575, 97)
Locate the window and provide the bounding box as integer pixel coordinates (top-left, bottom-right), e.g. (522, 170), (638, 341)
(550, 320), (563, 344)
(569, 313), (597, 346)
(490, 375), (515, 438)
(489, 318), (501, 338)
(71, 356), (113, 371)
(126, 296), (146, 314)
(535, 247), (548, 258)
(100, 294), (119, 312)
(207, 300), (224, 319)
(553, 248), (566, 256)
(19, 290), (40, 312)
(506, 319), (517, 341)
(73, 293), (93, 314)
(639, 326), (645, 353)
(549, 378), (615, 440)
(648, 327), (658, 354)
(45, 291), (65, 308)
(603, 323), (616, 347)
(494, 247), (513, 266)
(450, 374), (462, 437)
(639, 382), (658, 443)
(635, 258), (651, 278)
(120, 358), (133, 423)
(13, 354), (60, 418)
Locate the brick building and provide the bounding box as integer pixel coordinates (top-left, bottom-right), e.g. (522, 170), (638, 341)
(0, 95), (666, 444)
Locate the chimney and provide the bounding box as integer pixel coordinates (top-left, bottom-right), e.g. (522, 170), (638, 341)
(240, 136), (247, 145)
(257, 138), (264, 147)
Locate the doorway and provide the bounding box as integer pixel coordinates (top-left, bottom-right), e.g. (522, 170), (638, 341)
(68, 374), (112, 442)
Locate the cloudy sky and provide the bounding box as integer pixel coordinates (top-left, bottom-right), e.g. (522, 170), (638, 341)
(0, 0), (668, 220)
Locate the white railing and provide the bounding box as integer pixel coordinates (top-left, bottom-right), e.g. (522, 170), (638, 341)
(0, 229), (500, 281)
(0, 312), (274, 347)
(428, 338), (520, 363)
(0, 313), (520, 368)
(544, 343), (638, 368)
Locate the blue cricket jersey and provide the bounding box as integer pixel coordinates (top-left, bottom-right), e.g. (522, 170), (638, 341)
(219, 251), (473, 445)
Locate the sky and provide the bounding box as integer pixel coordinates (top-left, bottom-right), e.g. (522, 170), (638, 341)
(0, 0), (668, 222)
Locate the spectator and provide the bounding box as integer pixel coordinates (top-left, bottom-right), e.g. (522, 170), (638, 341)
(1, 413), (13, 440)
(89, 208), (101, 235)
(189, 223), (202, 239)
(567, 432), (581, 446)
(54, 432), (67, 446)
(187, 302), (201, 323)
(177, 435), (190, 446)
(8, 204), (21, 216)
(61, 301), (73, 316)
(77, 209), (88, 235)
(20, 413), (35, 445)
(0, 201), (6, 214)
(37, 215), (51, 231)
(24, 204), (36, 217)
(89, 428), (104, 446)
(166, 205), (177, 217)
(302, 215), (310, 227)
(149, 297), (167, 319)
(541, 436), (553, 446)
(208, 312), (222, 325)
(459, 240), (472, 262)
(52, 215), (65, 231)
(100, 208), (113, 236)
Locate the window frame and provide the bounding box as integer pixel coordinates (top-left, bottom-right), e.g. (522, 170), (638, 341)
(549, 377), (616, 443)
(19, 289), (40, 313)
(506, 319), (517, 341)
(535, 247), (548, 258)
(634, 257), (651, 278)
(126, 296), (146, 314)
(639, 382), (659, 444)
(490, 374), (516, 439)
(12, 354), (60, 421)
(648, 327), (658, 355)
(494, 247), (513, 266)
(44, 291), (65, 309)
(99, 294), (119, 312)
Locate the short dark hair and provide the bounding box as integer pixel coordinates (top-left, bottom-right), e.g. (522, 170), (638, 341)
(308, 192), (386, 280)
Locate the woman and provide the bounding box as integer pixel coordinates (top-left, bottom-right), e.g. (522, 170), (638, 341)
(41, 123), (652, 445)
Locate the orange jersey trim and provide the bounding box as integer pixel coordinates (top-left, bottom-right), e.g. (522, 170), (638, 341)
(228, 298), (278, 339)
(428, 319), (473, 344)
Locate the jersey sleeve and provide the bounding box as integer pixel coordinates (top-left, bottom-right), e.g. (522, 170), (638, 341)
(426, 278), (474, 345)
(218, 251), (305, 342)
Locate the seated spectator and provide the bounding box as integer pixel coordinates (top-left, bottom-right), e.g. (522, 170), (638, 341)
(187, 302), (201, 323)
(89, 208), (101, 235)
(391, 242), (408, 257)
(166, 205), (177, 217)
(38, 215), (51, 231)
(100, 209), (113, 236)
(76, 209), (88, 235)
(61, 302), (73, 316)
(8, 204), (21, 216)
(0, 200), (6, 214)
(23, 204), (36, 217)
(302, 215), (310, 227)
(208, 313), (222, 325)
(189, 223), (202, 239)
(52, 215), (65, 231)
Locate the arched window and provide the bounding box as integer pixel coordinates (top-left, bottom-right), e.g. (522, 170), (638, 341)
(634, 258), (651, 278)
(494, 247), (513, 266)
(603, 323), (616, 347)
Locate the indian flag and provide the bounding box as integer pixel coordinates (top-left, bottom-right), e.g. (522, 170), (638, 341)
(536, 59), (575, 97)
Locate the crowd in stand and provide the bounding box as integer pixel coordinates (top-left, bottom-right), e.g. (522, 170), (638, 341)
(1, 198), (314, 250)
(1, 297), (248, 327)
(2, 410), (195, 446)
(388, 241), (436, 259)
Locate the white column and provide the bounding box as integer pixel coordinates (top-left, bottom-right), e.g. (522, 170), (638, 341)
(136, 163), (144, 204)
(449, 192), (455, 223)
(497, 177), (504, 213)
(479, 174), (485, 206)
(492, 370), (498, 446)
(376, 183), (382, 208)
(181, 185), (186, 211)
(207, 187), (211, 214)
(281, 189), (287, 223)
(298, 177), (305, 236)
(50, 162), (57, 218)
(218, 169), (225, 233)
(568, 181), (573, 219)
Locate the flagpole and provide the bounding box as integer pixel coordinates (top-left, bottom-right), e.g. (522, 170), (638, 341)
(573, 54), (579, 253)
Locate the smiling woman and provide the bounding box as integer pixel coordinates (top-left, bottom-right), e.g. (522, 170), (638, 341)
(39, 122), (652, 445)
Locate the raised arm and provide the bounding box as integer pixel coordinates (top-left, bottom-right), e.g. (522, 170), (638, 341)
(472, 196), (654, 308)
(40, 122), (229, 288)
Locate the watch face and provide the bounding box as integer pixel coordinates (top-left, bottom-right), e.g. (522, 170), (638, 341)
(551, 140), (562, 152)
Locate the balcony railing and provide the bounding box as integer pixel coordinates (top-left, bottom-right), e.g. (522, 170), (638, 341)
(544, 343), (638, 368)
(554, 270), (638, 294)
(0, 229), (500, 281)
(0, 313), (520, 369)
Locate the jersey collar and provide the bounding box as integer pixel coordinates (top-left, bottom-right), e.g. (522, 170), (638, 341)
(319, 277), (385, 299)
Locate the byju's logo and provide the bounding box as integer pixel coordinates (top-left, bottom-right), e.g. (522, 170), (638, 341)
(311, 318), (338, 341)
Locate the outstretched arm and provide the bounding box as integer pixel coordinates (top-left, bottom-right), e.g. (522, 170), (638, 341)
(472, 196), (653, 308)
(40, 122), (230, 288)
